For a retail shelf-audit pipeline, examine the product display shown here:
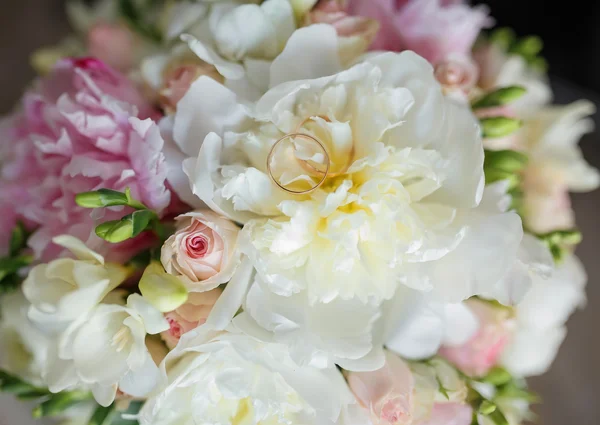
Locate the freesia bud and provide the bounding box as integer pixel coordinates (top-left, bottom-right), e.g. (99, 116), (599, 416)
(472, 86), (527, 109)
(480, 117), (523, 138)
(139, 262), (189, 313)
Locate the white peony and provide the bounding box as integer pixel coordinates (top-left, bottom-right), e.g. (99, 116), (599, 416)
(501, 253), (587, 377)
(139, 325), (365, 425)
(176, 30), (528, 369)
(22, 236), (129, 332)
(45, 294), (169, 407)
(0, 290), (50, 386)
(143, 0), (296, 104)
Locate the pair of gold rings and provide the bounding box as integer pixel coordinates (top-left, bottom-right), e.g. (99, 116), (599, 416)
(266, 117), (353, 195)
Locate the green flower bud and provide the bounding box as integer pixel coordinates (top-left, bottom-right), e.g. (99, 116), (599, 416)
(95, 219), (135, 243)
(481, 367), (512, 386)
(489, 28), (516, 51)
(510, 35), (543, 58)
(479, 400), (497, 415)
(480, 117), (523, 139)
(75, 189), (129, 208)
(484, 169), (520, 190)
(484, 150), (528, 173)
(472, 86), (527, 109)
(139, 262), (189, 313)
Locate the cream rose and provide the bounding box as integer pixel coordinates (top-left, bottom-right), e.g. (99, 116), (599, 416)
(161, 210), (240, 291)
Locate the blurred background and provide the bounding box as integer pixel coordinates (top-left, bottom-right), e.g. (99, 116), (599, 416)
(0, 1), (598, 424)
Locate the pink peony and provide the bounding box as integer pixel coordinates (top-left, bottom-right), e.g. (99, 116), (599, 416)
(347, 351), (415, 425)
(346, 0), (492, 64)
(0, 58), (171, 261)
(439, 300), (514, 377)
(160, 288), (223, 349)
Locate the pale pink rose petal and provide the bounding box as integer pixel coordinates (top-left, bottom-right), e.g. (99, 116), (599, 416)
(161, 210), (241, 292)
(417, 403), (473, 425)
(347, 351), (415, 425)
(439, 300), (514, 377)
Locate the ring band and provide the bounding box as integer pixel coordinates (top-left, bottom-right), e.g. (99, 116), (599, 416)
(266, 132), (331, 195)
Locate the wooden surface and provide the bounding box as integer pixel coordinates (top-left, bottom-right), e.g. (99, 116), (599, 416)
(0, 1), (599, 424)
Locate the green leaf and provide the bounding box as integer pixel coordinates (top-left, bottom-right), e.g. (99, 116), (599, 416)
(487, 408), (509, 425)
(131, 210), (155, 238)
(89, 404), (115, 425)
(480, 117), (523, 138)
(472, 86), (527, 109)
(0, 255), (34, 282)
(9, 222), (29, 257)
(32, 391), (91, 418)
(481, 367), (512, 387)
(112, 401), (144, 425)
(119, 0), (163, 43)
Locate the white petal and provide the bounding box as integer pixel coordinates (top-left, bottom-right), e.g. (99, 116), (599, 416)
(269, 24), (342, 87)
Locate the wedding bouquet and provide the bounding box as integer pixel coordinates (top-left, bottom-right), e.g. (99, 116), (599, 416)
(0, 1), (596, 425)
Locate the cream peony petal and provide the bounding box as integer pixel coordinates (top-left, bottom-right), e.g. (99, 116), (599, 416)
(205, 256), (254, 330)
(174, 76), (250, 158)
(269, 24), (342, 87)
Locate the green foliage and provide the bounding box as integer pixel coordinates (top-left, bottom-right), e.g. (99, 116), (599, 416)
(483, 150), (528, 213)
(472, 86), (527, 110)
(89, 401), (144, 425)
(489, 27), (548, 73)
(0, 369), (92, 418)
(536, 229), (582, 263)
(118, 0), (164, 43)
(0, 222), (33, 295)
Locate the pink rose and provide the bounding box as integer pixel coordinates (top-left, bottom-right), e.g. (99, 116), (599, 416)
(159, 61), (224, 113)
(434, 54), (478, 100)
(304, 0), (380, 63)
(417, 403), (473, 425)
(347, 351), (415, 425)
(88, 23), (138, 72)
(0, 58), (171, 261)
(161, 210), (240, 291)
(346, 0), (492, 64)
(439, 300), (514, 377)
(160, 288), (223, 349)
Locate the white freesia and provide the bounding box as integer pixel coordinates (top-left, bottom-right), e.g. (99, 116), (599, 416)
(45, 294), (169, 407)
(0, 290), (50, 385)
(139, 325), (365, 425)
(22, 236), (129, 332)
(501, 253), (587, 377)
(176, 35), (528, 369)
(522, 101), (600, 233)
(475, 43), (551, 116)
